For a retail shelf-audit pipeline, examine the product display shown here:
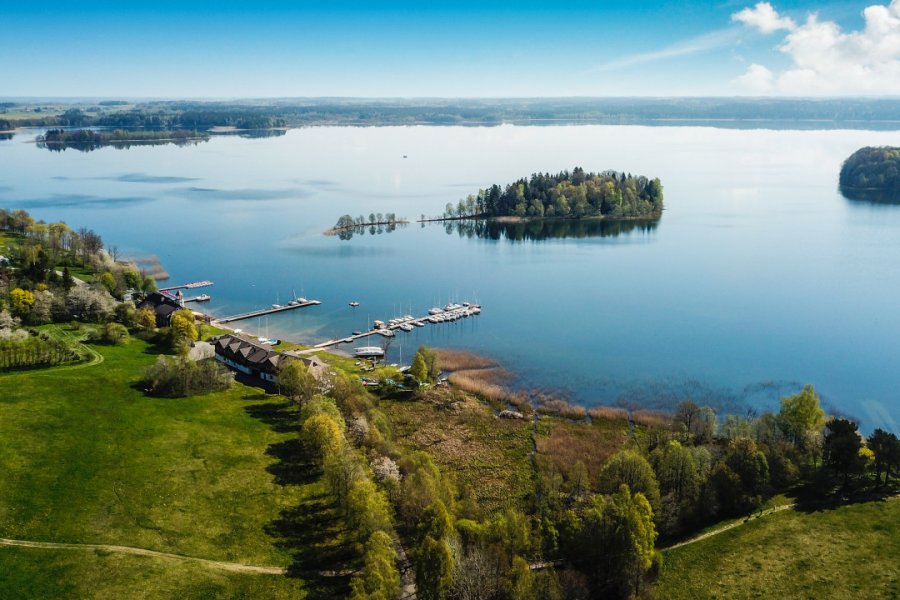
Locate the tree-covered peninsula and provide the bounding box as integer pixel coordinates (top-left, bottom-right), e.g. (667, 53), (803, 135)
(839, 146), (900, 202)
(442, 167), (663, 220)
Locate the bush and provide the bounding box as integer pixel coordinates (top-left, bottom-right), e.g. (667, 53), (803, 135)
(143, 355), (234, 397)
(100, 322), (129, 345)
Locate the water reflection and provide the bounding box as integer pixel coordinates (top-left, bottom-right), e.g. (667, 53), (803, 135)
(37, 138), (208, 153)
(336, 222), (407, 240)
(840, 185), (900, 205)
(436, 217), (659, 241)
(214, 129), (288, 139)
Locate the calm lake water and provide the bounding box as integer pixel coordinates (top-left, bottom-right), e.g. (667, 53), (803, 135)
(2, 125), (899, 432)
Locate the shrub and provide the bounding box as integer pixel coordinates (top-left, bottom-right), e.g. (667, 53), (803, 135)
(143, 355), (234, 397)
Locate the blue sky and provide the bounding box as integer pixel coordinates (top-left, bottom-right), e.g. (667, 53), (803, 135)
(1, 0), (896, 97)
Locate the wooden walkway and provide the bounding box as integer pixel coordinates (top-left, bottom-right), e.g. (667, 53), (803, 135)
(313, 306), (481, 349)
(215, 300), (321, 324)
(159, 280), (214, 292)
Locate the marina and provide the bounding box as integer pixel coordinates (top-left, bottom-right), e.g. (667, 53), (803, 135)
(314, 303), (482, 349)
(214, 299), (321, 324)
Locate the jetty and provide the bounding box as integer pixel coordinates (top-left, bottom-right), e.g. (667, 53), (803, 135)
(215, 299), (321, 324)
(159, 280), (214, 292)
(312, 304), (481, 349)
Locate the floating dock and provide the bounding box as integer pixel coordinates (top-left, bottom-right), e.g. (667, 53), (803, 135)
(215, 300), (321, 324)
(159, 280), (214, 292)
(313, 305), (481, 349)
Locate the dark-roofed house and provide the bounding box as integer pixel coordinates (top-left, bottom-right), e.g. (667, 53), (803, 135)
(137, 291), (184, 327)
(213, 334), (327, 385)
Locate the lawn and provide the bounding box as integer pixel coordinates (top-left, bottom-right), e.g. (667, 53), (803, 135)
(0, 335), (356, 598)
(656, 498), (900, 599)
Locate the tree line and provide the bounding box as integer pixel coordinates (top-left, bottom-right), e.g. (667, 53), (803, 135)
(443, 167), (663, 220)
(331, 213), (406, 240)
(8, 98), (900, 129)
(36, 128), (209, 152)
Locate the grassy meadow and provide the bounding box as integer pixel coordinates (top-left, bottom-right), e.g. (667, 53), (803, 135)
(0, 335), (356, 598)
(656, 498), (900, 599)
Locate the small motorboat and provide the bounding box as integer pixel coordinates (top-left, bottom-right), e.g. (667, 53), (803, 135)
(349, 301), (360, 307)
(355, 346), (385, 358)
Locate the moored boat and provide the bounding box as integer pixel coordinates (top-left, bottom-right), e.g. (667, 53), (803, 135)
(354, 346), (385, 358)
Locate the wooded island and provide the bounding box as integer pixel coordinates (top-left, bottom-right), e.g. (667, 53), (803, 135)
(840, 146), (900, 202)
(441, 167), (663, 220)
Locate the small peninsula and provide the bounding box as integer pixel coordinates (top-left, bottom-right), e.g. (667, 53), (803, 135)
(839, 146), (900, 203)
(436, 167), (663, 221)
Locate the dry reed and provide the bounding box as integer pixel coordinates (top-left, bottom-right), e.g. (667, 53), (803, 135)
(435, 348), (498, 372)
(588, 406), (629, 422)
(631, 409), (673, 429)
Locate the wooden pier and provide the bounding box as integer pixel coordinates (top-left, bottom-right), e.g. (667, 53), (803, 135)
(312, 305), (481, 349)
(215, 300), (321, 324)
(159, 280), (214, 292)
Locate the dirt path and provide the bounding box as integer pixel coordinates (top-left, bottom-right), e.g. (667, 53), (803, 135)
(0, 537), (285, 575)
(665, 493), (900, 551)
(664, 503), (796, 551)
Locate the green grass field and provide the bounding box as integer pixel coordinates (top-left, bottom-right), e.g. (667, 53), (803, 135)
(0, 335), (356, 598)
(656, 498), (900, 599)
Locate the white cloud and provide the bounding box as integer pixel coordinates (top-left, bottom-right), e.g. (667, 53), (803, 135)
(733, 63), (775, 93)
(732, 2), (796, 34)
(732, 0), (900, 95)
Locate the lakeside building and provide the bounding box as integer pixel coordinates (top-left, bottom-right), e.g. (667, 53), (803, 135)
(137, 290), (184, 327)
(212, 334), (325, 384)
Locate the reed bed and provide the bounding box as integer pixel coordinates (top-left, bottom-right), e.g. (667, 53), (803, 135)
(588, 405), (630, 422)
(448, 370), (527, 407)
(632, 409), (673, 429)
(435, 348), (498, 372)
(129, 254), (170, 281)
(535, 395), (588, 420)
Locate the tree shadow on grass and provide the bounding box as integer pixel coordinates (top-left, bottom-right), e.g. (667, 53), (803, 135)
(788, 472), (900, 513)
(265, 439), (320, 486)
(265, 489), (358, 598)
(243, 399), (297, 434)
(243, 394), (361, 595)
(140, 337), (172, 356)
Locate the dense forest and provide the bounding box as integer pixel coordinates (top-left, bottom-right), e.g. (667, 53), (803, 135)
(5, 98), (900, 129)
(444, 168), (663, 220)
(0, 118), (11, 131)
(36, 128), (209, 152)
(839, 146), (900, 199)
